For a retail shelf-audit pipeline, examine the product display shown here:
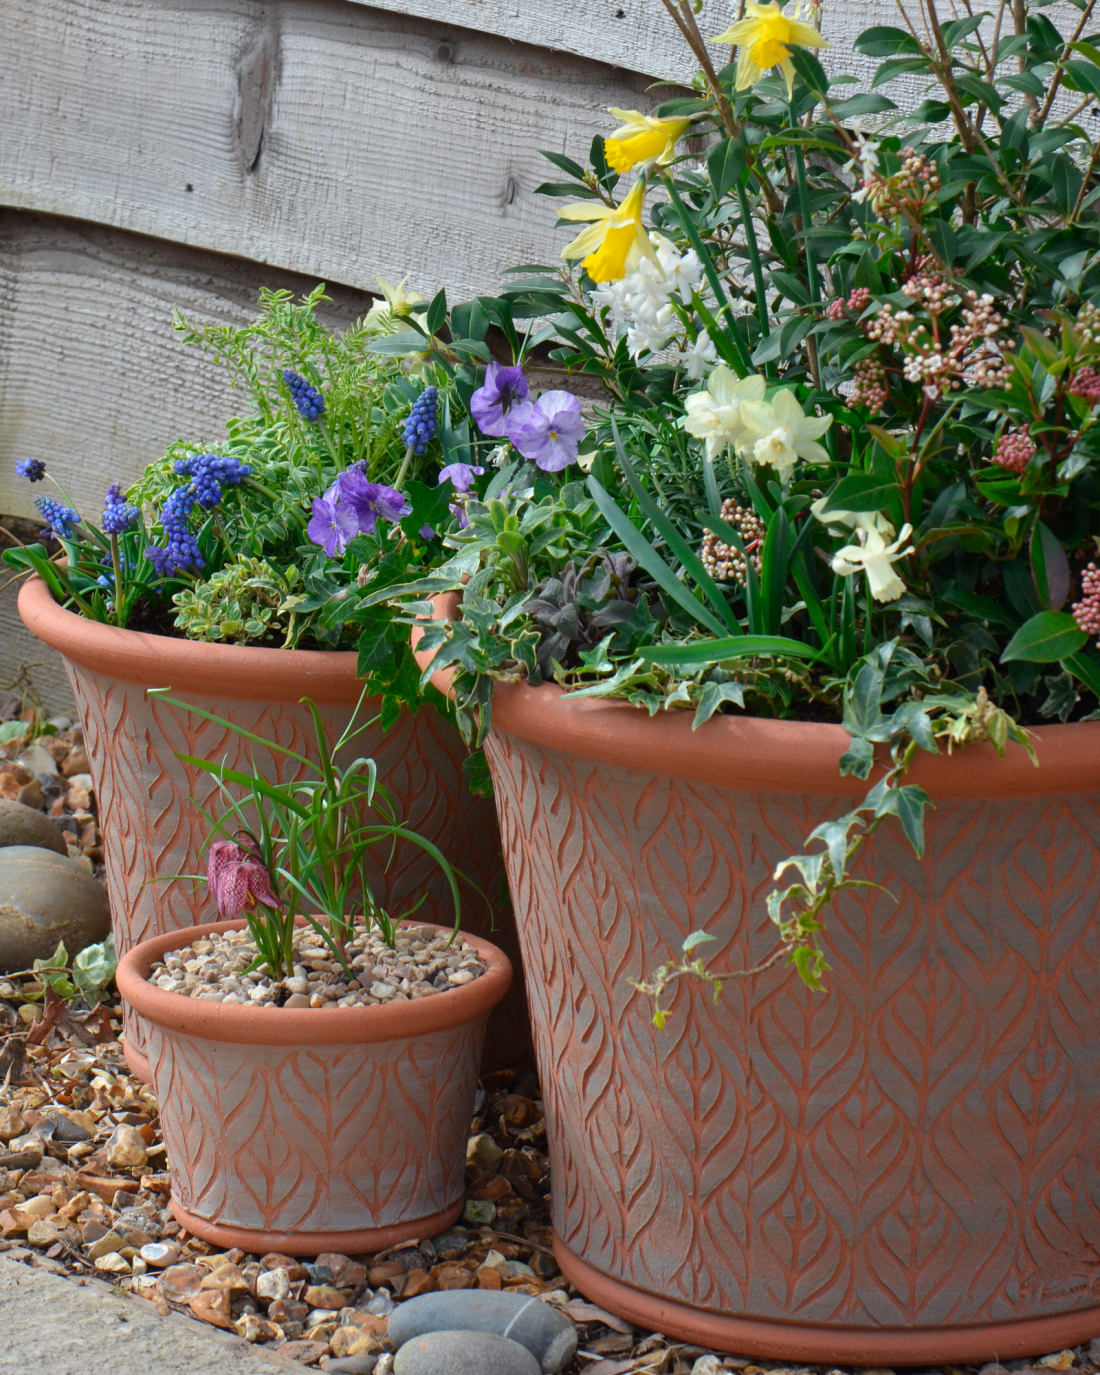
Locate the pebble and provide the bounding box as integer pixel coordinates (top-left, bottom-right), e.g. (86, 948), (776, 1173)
(464, 1199), (496, 1225)
(256, 1266), (291, 1301)
(236, 1314), (282, 1343)
(94, 1252), (131, 1274)
(393, 1330), (540, 1375)
(148, 925), (487, 1009)
(1090, 1342), (1100, 1366)
(326, 1356), (382, 1375)
(16, 745), (59, 778)
(0, 798), (68, 856)
(305, 1283), (347, 1310)
(691, 1359), (725, 1375)
(0, 845), (110, 971)
(467, 1134), (503, 1171)
(190, 1288), (234, 1329)
(105, 1124), (148, 1169)
(388, 1292), (577, 1373)
(279, 1341), (332, 1364)
(158, 1263), (205, 1302)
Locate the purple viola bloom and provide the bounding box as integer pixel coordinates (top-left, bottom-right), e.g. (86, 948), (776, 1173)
(331, 471), (411, 534)
(419, 523), (437, 540)
(308, 495), (359, 557)
(470, 363), (530, 438)
(437, 463), (485, 494)
(505, 390), (584, 472)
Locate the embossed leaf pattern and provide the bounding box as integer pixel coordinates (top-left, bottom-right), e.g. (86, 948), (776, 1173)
(147, 1018), (485, 1232)
(485, 730), (1100, 1327)
(63, 659), (522, 1063)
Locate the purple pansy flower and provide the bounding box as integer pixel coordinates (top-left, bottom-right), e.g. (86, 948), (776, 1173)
(331, 471), (411, 534)
(308, 495), (358, 556)
(419, 523), (437, 540)
(438, 463), (485, 494)
(470, 363), (530, 438)
(505, 391), (584, 472)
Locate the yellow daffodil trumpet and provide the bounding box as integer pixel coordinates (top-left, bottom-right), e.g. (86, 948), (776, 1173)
(711, 1), (830, 98)
(558, 178), (659, 284)
(604, 108), (691, 175)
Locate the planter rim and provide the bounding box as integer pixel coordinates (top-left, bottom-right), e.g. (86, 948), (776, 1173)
(18, 574), (361, 704)
(413, 593), (1100, 800)
(117, 918), (512, 1047)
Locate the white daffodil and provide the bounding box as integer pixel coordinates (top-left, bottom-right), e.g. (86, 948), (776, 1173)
(831, 524), (914, 603)
(364, 275), (426, 333)
(682, 329), (718, 380)
(682, 367), (766, 460)
(809, 496), (895, 538)
(738, 388), (833, 483)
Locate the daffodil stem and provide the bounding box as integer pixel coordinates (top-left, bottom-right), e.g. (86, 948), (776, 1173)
(661, 173), (755, 377)
(790, 107), (823, 389)
(736, 182), (771, 340)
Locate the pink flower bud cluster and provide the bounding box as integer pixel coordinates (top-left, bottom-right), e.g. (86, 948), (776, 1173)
(868, 148), (942, 219)
(1076, 302), (1100, 344)
(993, 425), (1036, 474)
(1070, 367), (1100, 405)
(851, 356), (889, 410)
(826, 287), (872, 322)
(1072, 562), (1100, 644)
(701, 499), (766, 586)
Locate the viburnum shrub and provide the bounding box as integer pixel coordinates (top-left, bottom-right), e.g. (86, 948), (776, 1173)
(380, 0), (1100, 1007)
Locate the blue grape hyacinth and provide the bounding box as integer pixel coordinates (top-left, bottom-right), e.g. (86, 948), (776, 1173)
(402, 386), (438, 455)
(35, 495), (81, 538)
(172, 454), (252, 509)
(145, 486), (204, 577)
(16, 458), (46, 483)
(102, 481), (140, 535)
(284, 370), (325, 421)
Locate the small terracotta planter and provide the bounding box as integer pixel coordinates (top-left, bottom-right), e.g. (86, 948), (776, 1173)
(117, 918), (511, 1255)
(18, 576), (525, 1078)
(478, 678), (1100, 1364)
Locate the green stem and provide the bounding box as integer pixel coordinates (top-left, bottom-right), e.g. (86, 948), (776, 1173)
(394, 444), (416, 492)
(661, 173), (755, 377)
(110, 533), (124, 628)
(736, 182), (771, 340)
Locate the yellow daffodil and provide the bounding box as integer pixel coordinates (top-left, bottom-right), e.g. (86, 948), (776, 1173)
(711, 1), (830, 98)
(604, 108), (691, 175)
(364, 275), (425, 333)
(558, 178), (659, 283)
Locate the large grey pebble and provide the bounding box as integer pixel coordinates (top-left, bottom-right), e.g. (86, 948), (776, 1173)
(0, 799), (67, 857)
(388, 1293), (576, 1373)
(393, 1330), (539, 1375)
(0, 846), (110, 972)
(325, 1356), (380, 1375)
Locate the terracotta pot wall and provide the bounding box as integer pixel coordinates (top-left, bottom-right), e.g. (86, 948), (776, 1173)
(118, 919), (511, 1255)
(18, 578), (526, 1072)
(484, 681), (1100, 1363)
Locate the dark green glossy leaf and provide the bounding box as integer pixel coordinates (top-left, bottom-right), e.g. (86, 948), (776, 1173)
(1001, 611), (1088, 663)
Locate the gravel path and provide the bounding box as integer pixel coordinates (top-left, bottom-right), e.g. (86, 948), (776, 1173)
(0, 1250), (294, 1374)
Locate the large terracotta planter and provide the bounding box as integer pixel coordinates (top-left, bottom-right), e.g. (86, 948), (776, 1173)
(117, 918), (511, 1254)
(482, 680), (1100, 1365)
(18, 576), (526, 1077)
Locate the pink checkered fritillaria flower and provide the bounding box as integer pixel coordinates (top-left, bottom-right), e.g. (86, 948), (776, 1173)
(207, 839), (281, 919)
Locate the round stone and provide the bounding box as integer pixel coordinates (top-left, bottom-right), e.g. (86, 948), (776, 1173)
(0, 799), (68, 857)
(388, 1293), (577, 1372)
(0, 846), (110, 971)
(393, 1330), (540, 1375)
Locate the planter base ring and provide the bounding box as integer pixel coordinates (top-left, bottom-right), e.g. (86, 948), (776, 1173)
(172, 1199), (464, 1259)
(554, 1238), (1100, 1367)
(123, 1038), (152, 1086)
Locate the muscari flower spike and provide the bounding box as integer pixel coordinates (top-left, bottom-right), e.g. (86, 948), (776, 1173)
(284, 370), (326, 421)
(102, 481), (140, 535)
(35, 495), (81, 539)
(16, 458), (46, 483)
(403, 387), (439, 454)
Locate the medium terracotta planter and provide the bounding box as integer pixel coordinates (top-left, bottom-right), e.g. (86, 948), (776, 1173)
(480, 679), (1100, 1365)
(117, 918), (511, 1254)
(18, 576), (525, 1078)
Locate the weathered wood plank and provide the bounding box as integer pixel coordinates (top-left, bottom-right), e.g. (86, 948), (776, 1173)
(0, 0), (650, 302)
(0, 210), (373, 713)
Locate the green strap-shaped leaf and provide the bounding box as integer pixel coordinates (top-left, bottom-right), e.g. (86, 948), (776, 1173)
(587, 476), (731, 638)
